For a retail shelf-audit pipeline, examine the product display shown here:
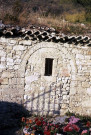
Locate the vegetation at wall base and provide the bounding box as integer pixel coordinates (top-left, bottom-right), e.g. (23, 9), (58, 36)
(21, 114), (91, 135)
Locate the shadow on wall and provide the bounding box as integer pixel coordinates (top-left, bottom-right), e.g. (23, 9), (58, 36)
(0, 101), (29, 135)
(24, 84), (63, 116)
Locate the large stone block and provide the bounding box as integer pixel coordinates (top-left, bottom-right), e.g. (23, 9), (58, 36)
(10, 39), (17, 44)
(0, 64), (6, 69)
(7, 58), (13, 62)
(19, 40), (32, 46)
(1, 78), (9, 84)
(7, 62), (14, 66)
(1, 71), (14, 78)
(0, 50), (6, 56)
(82, 82), (90, 88)
(86, 50), (91, 55)
(76, 54), (84, 59)
(13, 45), (26, 50)
(1, 57), (6, 61)
(87, 88), (91, 95)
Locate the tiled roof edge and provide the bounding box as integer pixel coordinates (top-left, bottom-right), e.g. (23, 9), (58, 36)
(0, 25), (91, 47)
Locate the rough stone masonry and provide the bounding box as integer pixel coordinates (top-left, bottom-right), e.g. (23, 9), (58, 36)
(0, 25), (91, 116)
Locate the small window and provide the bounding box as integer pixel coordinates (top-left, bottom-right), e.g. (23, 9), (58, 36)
(45, 58), (53, 76)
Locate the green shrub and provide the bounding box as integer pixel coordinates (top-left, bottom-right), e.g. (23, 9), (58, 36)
(65, 111), (91, 122)
(65, 12), (86, 23)
(85, 12), (91, 23)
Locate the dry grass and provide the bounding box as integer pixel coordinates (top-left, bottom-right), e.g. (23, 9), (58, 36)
(0, 4), (90, 36)
(17, 12), (90, 35)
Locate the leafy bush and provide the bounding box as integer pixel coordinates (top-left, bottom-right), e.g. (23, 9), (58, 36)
(65, 111), (91, 122)
(22, 115), (91, 135)
(65, 12), (86, 23)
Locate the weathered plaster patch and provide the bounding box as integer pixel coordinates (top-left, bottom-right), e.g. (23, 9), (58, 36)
(25, 75), (39, 83)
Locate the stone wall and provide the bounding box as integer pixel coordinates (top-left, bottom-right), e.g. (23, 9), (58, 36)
(0, 37), (91, 116)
